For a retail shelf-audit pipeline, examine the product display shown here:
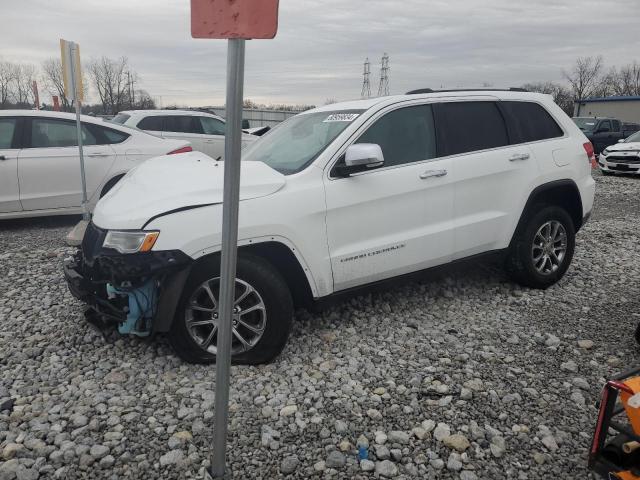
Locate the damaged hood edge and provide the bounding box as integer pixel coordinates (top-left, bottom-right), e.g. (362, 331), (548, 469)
(92, 151), (286, 230)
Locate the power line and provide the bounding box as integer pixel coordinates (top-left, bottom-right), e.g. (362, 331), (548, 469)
(377, 53), (390, 97)
(361, 57), (371, 98)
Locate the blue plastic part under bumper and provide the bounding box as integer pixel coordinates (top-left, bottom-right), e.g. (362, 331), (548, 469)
(106, 280), (156, 337)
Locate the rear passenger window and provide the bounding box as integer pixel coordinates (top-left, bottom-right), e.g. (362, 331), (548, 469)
(164, 116), (203, 134)
(0, 118), (16, 149)
(500, 101), (564, 144)
(434, 102), (508, 156)
(356, 105), (436, 167)
(137, 116), (163, 131)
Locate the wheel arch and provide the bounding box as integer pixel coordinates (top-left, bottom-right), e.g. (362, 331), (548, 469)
(192, 238), (317, 308)
(99, 172), (127, 198)
(511, 179), (583, 246)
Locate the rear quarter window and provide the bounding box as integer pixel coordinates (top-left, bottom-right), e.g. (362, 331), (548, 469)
(95, 126), (130, 144)
(434, 101), (509, 156)
(500, 101), (564, 144)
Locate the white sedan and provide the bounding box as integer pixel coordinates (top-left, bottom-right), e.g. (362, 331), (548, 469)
(110, 109), (256, 160)
(0, 110), (191, 219)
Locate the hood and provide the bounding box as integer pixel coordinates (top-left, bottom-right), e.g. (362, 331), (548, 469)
(604, 142), (640, 153)
(93, 151), (286, 230)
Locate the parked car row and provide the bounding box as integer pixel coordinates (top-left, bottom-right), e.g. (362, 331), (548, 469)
(0, 111), (191, 219)
(573, 116), (640, 153)
(109, 109), (256, 160)
(64, 90), (596, 364)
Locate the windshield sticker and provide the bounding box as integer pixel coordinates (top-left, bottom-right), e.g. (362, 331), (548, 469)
(323, 113), (359, 123)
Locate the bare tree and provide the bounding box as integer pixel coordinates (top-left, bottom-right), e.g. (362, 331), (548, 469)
(14, 63), (37, 106)
(41, 58), (73, 111)
(0, 59), (17, 107)
(618, 62), (640, 96)
(521, 81), (574, 115)
(88, 56), (131, 114)
(133, 89), (156, 109)
(563, 56), (604, 100)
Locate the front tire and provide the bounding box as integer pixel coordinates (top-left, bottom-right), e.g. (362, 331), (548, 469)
(169, 254), (293, 364)
(505, 205), (576, 289)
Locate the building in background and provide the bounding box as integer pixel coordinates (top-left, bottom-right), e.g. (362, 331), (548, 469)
(574, 96), (640, 123)
(202, 107), (300, 128)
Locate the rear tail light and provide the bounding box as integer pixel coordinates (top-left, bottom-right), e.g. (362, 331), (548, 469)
(583, 142), (597, 168)
(168, 146), (193, 155)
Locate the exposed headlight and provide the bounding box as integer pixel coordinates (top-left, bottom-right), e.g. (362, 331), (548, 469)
(602, 148), (610, 155)
(103, 231), (160, 254)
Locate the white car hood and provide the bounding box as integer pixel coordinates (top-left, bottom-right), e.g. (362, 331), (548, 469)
(93, 151), (285, 230)
(605, 142), (640, 153)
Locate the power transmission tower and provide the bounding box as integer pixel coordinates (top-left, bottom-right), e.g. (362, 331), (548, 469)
(361, 58), (371, 98)
(377, 53), (390, 97)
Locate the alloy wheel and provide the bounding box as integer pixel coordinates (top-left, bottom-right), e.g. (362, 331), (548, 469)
(531, 220), (568, 275)
(185, 277), (267, 355)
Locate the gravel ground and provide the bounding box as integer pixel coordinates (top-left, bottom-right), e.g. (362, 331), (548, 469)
(1, 171), (639, 480)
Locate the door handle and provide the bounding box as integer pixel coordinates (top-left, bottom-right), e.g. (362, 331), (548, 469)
(87, 152), (109, 157)
(509, 153), (530, 162)
(419, 169), (447, 179)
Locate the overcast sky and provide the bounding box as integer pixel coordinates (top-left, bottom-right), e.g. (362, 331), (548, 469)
(2, 0), (639, 107)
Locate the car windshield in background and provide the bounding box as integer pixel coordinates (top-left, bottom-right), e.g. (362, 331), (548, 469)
(573, 118), (597, 131)
(109, 113), (131, 124)
(242, 110), (364, 175)
(626, 131), (640, 143)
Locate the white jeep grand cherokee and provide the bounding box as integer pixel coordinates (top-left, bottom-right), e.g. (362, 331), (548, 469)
(65, 89), (596, 364)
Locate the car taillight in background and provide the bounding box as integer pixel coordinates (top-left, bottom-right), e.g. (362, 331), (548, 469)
(583, 142), (596, 168)
(168, 146), (193, 155)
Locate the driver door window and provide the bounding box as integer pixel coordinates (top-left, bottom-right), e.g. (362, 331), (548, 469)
(598, 120), (611, 132)
(356, 105), (436, 167)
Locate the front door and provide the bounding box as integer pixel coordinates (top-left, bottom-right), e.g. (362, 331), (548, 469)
(0, 117), (21, 213)
(324, 104), (455, 291)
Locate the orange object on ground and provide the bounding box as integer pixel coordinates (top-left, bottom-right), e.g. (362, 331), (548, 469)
(611, 471), (640, 480)
(620, 377), (640, 435)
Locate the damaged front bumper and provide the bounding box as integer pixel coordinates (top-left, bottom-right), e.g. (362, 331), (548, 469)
(64, 222), (192, 336)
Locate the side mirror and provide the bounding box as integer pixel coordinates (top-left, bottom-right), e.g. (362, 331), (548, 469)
(333, 144), (384, 177)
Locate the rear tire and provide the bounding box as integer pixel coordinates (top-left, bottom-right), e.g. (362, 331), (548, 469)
(505, 205), (575, 289)
(169, 254), (293, 365)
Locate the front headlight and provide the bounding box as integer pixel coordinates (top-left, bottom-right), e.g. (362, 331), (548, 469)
(602, 148), (610, 155)
(103, 230), (160, 254)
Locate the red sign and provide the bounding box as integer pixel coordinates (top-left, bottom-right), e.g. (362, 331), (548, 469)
(191, 0), (279, 39)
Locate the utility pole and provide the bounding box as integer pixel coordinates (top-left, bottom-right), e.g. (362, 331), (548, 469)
(377, 53), (390, 97)
(361, 58), (371, 98)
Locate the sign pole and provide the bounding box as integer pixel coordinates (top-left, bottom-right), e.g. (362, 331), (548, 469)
(210, 37), (246, 479)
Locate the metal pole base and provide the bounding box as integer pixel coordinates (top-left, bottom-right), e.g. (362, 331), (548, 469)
(204, 466), (232, 480)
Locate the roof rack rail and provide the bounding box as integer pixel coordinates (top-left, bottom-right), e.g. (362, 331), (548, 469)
(406, 87), (529, 94)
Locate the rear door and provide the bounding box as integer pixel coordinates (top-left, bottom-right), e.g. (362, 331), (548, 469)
(0, 117), (22, 213)
(18, 117), (117, 210)
(433, 100), (539, 259)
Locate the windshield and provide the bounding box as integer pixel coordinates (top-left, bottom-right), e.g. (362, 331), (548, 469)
(109, 113), (131, 125)
(573, 117), (597, 131)
(243, 110), (364, 174)
(626, 131), (640, 143)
